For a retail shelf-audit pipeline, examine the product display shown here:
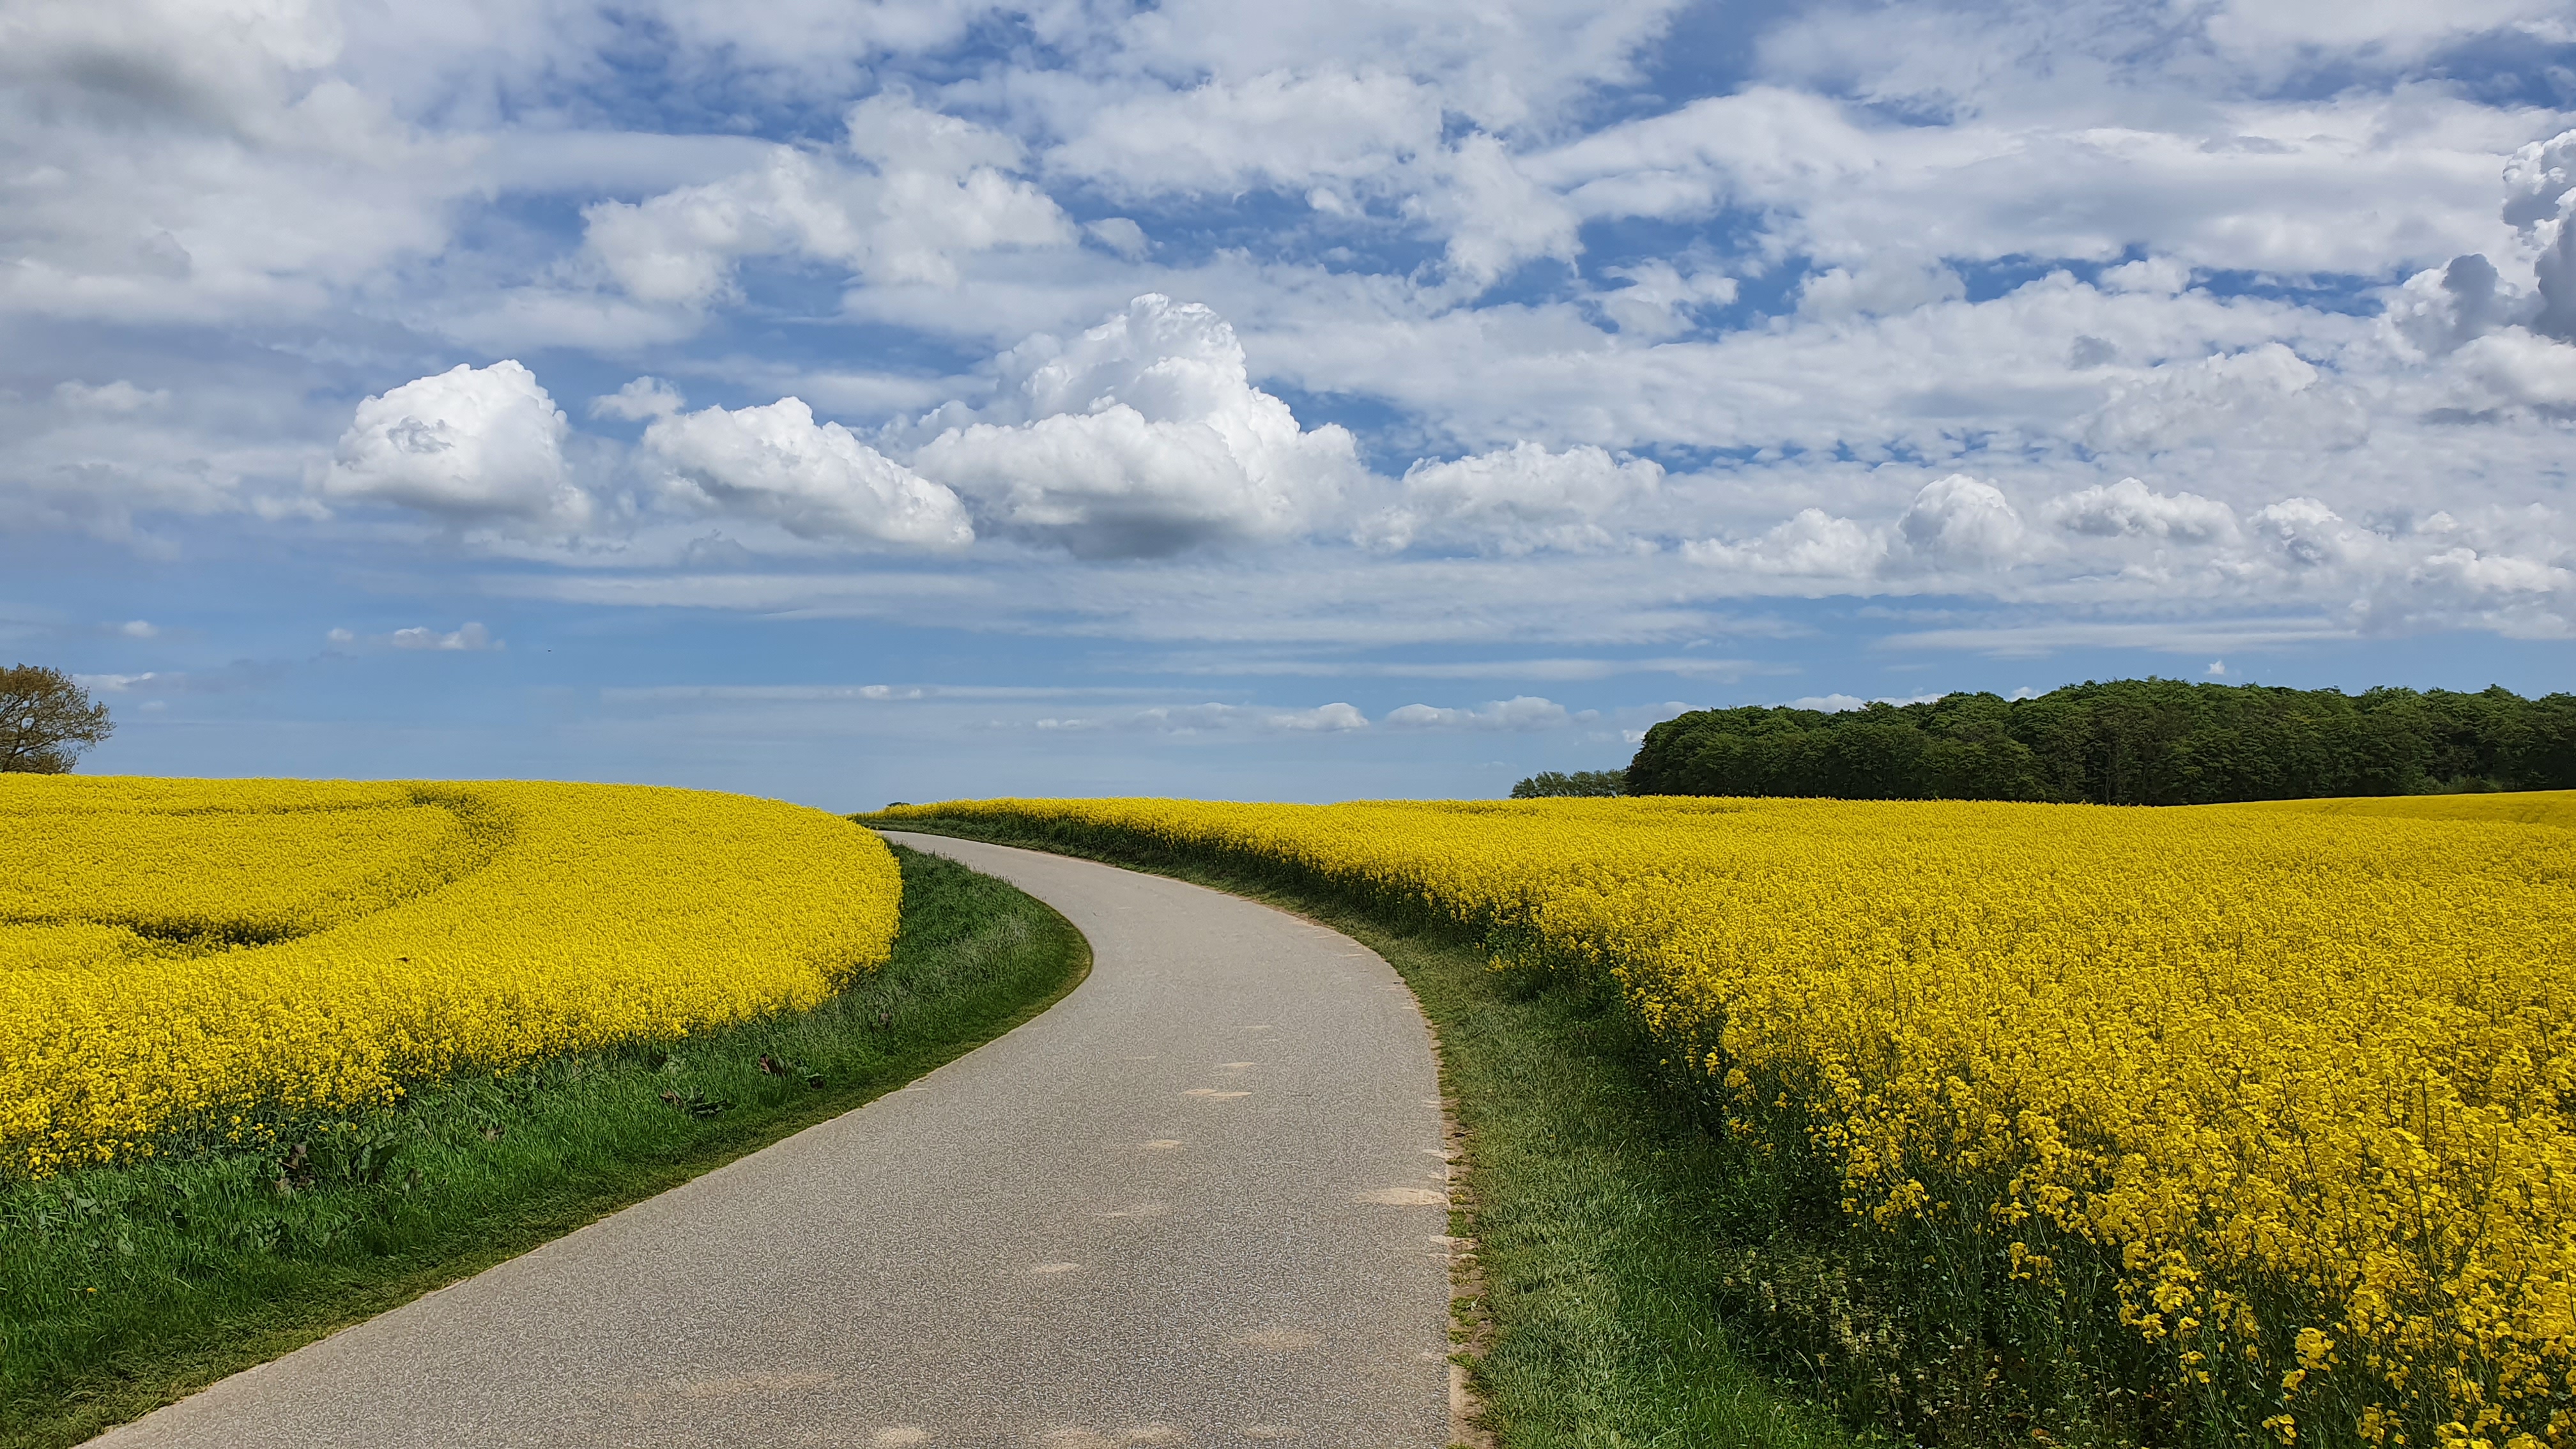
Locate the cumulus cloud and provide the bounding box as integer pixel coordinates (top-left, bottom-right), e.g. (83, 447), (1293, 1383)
(1685, 509), (1890, 581)
(2447, 330), (2576, 411)
(642, 399), (973, 548)
(1361, 441), (1662, 554)
(2082, 344), (2368, 455)
(1383, 695), (1573, 730)
(1897, 475), (2033, 569)
(2385, 254), (2519, 358)
(1680, 477), (2035, 583)
(2506, 129), (2576, 342)
(15, 0), (2576, 673)
(323, 361), (591, 529)
(2246, 497), (2385, 573)
(907, 295), (1361, 558)
(2044, 479), (2240, 544)
(590, 376), (686, 421)
(1797, 254), (1966, 322)
(581, 93), (1071, 307)
(1275, 701), (1370, 731)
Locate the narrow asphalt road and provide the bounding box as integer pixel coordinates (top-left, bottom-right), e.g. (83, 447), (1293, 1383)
(95, 833), (1453, 1449)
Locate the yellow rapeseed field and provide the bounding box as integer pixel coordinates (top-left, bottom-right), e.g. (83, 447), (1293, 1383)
(4, 777), (901, 1176)
(880, 792), (2576, 1449)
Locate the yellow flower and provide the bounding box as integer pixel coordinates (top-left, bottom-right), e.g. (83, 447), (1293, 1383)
(4, 777), (901, 1174)
(880, 789), (2576, 1443)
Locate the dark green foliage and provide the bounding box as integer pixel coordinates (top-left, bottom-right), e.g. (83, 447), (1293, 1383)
(1509, 769), (1627, 799)
(0, 847), (1086, 1448)
(1627, 679), (2576, 803)
(0, 665), (112, 774)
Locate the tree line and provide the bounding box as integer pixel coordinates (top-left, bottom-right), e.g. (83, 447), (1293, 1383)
(1609, 679), (2576, 804)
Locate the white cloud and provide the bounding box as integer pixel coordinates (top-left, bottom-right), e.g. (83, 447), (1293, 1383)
(1596, 258), (1738, 339)
(2246, 497), (2384, 573)
(1084, 217), (1149, 261)
(10, 0), (2576, 679)
(1418, 134), (1583, 289)
(2200, 0), (2570, 65)
(2044, 478), (2240, 544)
(1034, 700), (1370, 733)
(2506, 129), (2576, 342)
(1897, 475), (2032, 569)
(1685, 509), (1890, 582)
(1797, 254), (1965, 322)
(580, 94), (1072, 307)
(1383, 694), (1572, 730)
(388, 622), (500, 651)
(55, 381), (171, 413)
(1051, 69), (1441, 198)
(2448, 330), (2576, 410)
(2101, 257), (2191, 295)
(1361, 441), (1662, 554)
(0, 0), (478, 324)
(1094, 0), (1684, 134)
(2081, 344), (2367, 456)
(2384, 255), (2522, 358)
(907, 295), (1361, 557)
(590, 377), (686, 421)
(323, 361), (591, 530)
(642, 399), (973, 548)
(1269, 702), (1369, 731)
(116, 619), (159, 638)
(1782, 691), (1944, 711)
(1528, 84), (2527, 279)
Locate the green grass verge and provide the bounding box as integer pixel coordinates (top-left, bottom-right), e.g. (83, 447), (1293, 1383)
(872, 818), (1866, 1449)
(0, 844), (1087, 1448)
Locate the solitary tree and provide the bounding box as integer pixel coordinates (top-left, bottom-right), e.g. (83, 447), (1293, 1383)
(1, 664), (114, 773)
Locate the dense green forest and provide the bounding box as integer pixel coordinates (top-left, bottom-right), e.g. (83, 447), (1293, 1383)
(1510, 769), (1627, 798)
(1623, 680), (2576, 804)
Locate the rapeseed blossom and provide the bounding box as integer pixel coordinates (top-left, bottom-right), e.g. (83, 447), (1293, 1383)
(4, 777), (901, 1176)
(880, 792), (2576, 1449)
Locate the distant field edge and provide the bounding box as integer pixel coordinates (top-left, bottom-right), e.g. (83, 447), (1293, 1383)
(1, 845), (1090, 1449)
(867, 815), (1871, 1449)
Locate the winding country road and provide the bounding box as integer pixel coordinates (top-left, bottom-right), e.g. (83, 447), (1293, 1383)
(93, 833), (1454, 1449)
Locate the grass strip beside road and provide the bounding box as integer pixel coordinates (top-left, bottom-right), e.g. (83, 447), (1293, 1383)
(0, 845), (1088, 1449)
(875, 818), (1864, 1449)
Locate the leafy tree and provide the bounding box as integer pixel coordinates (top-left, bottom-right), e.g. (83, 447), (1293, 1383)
(1511, 769), (1626, 799)
(1627, 678), (2576, 804)
(0, 664), (113, 773)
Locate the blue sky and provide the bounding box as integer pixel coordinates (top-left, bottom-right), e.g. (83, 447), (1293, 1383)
(4, 0), (2574, 808)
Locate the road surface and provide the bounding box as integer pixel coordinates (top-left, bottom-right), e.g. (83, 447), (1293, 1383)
(95, 832), (1454, 1449)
